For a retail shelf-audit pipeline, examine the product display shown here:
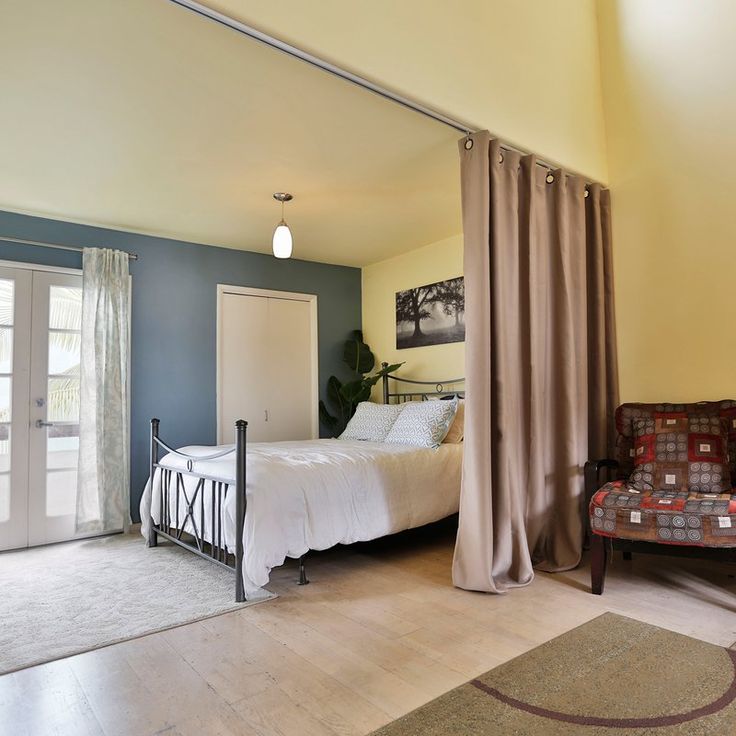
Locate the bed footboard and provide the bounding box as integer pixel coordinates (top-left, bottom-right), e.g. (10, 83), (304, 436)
(147, 418), (249, 601)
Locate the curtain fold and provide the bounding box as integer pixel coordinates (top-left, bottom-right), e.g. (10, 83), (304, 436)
(452, 132), (619, 593)
(76, 248), (131, 534)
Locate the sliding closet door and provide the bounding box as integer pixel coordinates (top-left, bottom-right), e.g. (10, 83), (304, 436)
(218, 286), (318, 444)
(0, 267), (31, 551)
(219, 293), (269, 442)
(264, 297), (315, 441)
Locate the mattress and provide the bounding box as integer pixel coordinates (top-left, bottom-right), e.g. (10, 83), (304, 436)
(140, 438), (462, 596)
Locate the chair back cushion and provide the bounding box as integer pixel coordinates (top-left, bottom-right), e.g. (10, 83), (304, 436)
(616, 401), (736, 487)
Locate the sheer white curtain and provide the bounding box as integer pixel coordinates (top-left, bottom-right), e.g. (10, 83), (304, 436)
(76, 248), (131, 533)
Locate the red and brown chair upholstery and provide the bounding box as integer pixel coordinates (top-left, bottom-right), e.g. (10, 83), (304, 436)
(586, 401), (736, 594)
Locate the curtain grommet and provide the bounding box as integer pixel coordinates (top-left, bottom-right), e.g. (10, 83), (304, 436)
(545, 172), (555, 184)
(498, 153), (504, 164)
(464, 138), (473, 150)
(584, 188), (590, 198)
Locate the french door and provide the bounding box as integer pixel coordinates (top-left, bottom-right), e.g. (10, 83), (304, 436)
(0, 264), (84, 551)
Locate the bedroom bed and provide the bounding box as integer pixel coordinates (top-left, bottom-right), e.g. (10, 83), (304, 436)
(140, 368), (464, 600)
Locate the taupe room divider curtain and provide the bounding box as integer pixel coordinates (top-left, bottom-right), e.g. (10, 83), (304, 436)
(453, 132), (618, 593)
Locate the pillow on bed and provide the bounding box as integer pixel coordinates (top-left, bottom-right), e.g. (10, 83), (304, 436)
(339, 402), (404, 442)
(443, 400), (465, 444)
(384, 399), (459, 448)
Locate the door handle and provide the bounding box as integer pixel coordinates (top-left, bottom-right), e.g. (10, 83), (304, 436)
(35, 419), (54, 428)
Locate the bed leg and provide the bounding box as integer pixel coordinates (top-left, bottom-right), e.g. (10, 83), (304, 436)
(148, 418), (160, 547)
(235, 419), (248, 603)
(298, 555), (310, 586)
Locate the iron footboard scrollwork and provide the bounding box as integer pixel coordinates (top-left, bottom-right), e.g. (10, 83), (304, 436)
(147, 418), (249, 602)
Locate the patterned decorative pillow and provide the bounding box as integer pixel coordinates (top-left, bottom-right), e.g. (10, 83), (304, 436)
(629, 413), (731, 493)
(339, 402), (404, 442)
(384, 399), (459, 448)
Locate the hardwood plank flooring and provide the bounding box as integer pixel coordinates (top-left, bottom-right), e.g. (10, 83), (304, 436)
(2, 525), (736, 736)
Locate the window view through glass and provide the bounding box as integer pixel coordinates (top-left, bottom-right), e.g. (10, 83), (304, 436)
(46, 286), (82, 517)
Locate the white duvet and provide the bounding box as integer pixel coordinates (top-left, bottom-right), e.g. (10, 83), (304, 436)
(140, 439), (462, 597)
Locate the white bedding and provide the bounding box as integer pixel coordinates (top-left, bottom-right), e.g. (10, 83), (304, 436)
(140, 439), (462, 597)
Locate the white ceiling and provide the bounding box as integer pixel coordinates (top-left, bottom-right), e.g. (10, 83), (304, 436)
(0, 0), (462, 266)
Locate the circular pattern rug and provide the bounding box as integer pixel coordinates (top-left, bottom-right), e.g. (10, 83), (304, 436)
(371, 612), (736, 735)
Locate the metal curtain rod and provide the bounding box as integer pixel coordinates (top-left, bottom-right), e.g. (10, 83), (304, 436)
(169, 0), (474, 135)
(0, 236), (139, 260)
(169, 0), (599, 183)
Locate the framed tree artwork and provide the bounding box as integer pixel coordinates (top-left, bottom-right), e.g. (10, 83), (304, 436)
(395, 276), (464, 349)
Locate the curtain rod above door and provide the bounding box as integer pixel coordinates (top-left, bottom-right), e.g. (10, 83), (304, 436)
(169, 0), (600, 184)
(0, 236), (139, 260)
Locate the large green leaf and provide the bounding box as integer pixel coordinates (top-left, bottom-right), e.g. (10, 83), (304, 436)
(343, 331), (375, 375)
(326, 376), (347, 416)
(340, 379), (372, 406)
(318, 400), (340, 436)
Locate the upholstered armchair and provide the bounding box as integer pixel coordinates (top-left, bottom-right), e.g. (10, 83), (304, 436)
(586, 401), (736, 594)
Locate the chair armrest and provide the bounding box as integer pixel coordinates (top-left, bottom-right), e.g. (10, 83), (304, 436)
(584, 459), (619, 506)
(582, 459), (619, 549)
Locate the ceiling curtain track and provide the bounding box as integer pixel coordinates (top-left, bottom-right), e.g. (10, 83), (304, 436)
(169, 0), (600, 186)
(0, 236), (139, 260)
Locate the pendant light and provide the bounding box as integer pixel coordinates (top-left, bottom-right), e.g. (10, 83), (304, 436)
(272, 192), (293, 259)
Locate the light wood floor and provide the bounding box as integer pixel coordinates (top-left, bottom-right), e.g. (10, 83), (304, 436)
(3, 525), (736, 736)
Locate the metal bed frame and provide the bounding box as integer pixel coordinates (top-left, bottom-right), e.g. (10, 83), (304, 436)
(147, 364), (464, 601)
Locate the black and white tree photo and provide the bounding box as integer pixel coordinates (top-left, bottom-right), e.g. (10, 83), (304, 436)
(395, 276), (464, 349)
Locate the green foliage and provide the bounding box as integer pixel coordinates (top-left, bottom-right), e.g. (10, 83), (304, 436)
(343, 330), (375, 374)
(319, 332), (403, 436)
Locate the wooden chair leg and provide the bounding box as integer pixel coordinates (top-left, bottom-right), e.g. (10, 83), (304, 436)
(591, 533), (608, 595)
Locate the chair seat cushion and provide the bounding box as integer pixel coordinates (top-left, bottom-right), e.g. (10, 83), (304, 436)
(590, 480), (736, 547)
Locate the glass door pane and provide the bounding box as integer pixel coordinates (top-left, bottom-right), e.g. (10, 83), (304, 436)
(45, 285), (81, 519)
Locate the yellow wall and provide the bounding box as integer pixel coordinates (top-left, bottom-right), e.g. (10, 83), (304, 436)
(597, 0), (736, 402)
(362, 235), (464, 394)
(213, 0), (609, 182)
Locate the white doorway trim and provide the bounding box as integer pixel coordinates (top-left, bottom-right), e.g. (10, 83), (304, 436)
(216, 284), (319, 444)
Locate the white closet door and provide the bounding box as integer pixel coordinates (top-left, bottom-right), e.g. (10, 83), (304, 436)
(218, 287), (317, 444)
(264, 297), (314, 441)
(219, 293), (269, 442)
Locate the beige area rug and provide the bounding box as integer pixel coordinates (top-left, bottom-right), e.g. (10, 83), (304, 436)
(372, 612), (736, 735)
(0, 534), (274, 675)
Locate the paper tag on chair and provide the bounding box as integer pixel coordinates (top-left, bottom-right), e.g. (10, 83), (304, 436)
(718, 516), (732, 529)
(630, 511), (641, 524)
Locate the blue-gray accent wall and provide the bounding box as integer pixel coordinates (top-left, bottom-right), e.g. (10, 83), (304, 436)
(0, 210), (361, 522)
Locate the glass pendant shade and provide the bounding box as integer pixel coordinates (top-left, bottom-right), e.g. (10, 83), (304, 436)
(272, 221), (293, 259)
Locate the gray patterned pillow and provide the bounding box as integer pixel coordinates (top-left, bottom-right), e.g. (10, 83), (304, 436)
(384, 399), (459, 448)
(339, 402), (404, 441)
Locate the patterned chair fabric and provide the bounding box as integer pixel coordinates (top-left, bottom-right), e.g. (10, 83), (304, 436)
(589, 401), (736, 548)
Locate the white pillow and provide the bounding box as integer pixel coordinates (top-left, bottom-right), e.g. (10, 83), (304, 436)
(339, 402), (404, 442)
(384, 399), (459, 448)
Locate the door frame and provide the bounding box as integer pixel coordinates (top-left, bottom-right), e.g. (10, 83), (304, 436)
(0, 265), (32, 550)
(216, 284), (319, 444)
(0, 258), (132, 549)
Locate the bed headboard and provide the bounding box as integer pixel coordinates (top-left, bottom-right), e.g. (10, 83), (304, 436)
(380, 362), (465, 404)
